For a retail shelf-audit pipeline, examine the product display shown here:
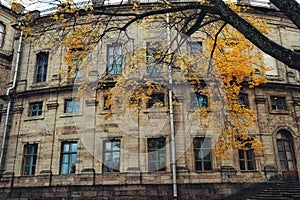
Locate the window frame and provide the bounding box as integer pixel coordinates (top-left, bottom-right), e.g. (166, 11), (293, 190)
(238, 148), (256, 171)
(103, 140), (121, 172)
(28, 101), (43, 117)
(191, 92), (208, 109)
(148, 138), (166, 172)
(64, 98), (81, 113)
(0, 22), (5, 48)
(238, 93), (249, 108)
(22, 144), (38, 176)
(146, 93), (165, 109)
(35, 52), (49, 83)
(193, 137), (212, 172)
(270, 96), (287, 111)
(187, 41), (202, 55)
(146, 41), (162, 74)
(107, 43), (123, 75)
(60, 141), (78, 175)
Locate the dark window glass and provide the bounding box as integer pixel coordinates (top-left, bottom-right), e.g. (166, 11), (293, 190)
(238, 93), (249, 107)
(103, 140), (120, 172)
(35, 52), (48, 83)
(107, 43), (123, 75)
(277, 130), (296, 171)
(29, 102), (43, 117)
(60, 142), (77, 174)
(0, 23), (5, 47)
(146, 93), (165, 108)
(194, 138), (212, 171)
(64, 99), (80, 113)
(23, 144), (38, 175)
(271, 96), (287, 110)
(148, 138), (166, 171)
(238, 148), (255, 171)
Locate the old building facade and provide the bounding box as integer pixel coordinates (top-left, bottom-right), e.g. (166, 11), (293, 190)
(0, 1), (300, 199)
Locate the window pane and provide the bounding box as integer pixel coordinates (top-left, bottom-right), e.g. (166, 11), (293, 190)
(107, 44), (123, 75)
(36, 52), (48, 83)
(103, 140), (120, 172)
(148, 138), (166, 171)
(60, 142), (77, 174)
(194, 138), (212, 171)
(23, 144), (38, 175)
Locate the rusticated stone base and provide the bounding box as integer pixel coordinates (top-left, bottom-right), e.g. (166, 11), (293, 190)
(0, 183), (274, 200)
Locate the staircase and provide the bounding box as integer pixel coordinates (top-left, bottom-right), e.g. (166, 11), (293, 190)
(247, 182), (300, 200)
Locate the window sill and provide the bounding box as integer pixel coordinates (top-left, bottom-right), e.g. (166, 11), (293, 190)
(24, 116), (44, 121)
(195, 170), (213, 173)
(269, 110), (289, 115)
(239, 170), (259, 173)
(30, 82), (48, 88)
(60, 112), (82, 118)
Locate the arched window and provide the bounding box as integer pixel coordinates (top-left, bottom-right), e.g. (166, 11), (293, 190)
(0, 22), (5, 47)
(277, 130), (296, 171)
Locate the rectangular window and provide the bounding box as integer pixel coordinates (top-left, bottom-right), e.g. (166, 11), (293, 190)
(263, 53), (278, 76)
(107, 43), (123, 75)
(187, 41), (202, 54)
(22, 144), (38, 176)
(238, 149), (255, 171)
(68, 51), (83, 78)
(146, 93), (165, 108)
(148, 138), (166, 171)
(194, 138), (212, 171)
(270, 96), (287, 110)
(238, 93), (249, 107)
(103, 95), (111, 111)
(103, 140), (120, 172)
(29, 102), (43, 117)
(64, 99), (80, 113)
(0, 23), (5, 47)
(35, 52), (48, 83)
(60, 142), (77, 174)
(191, 93), (208, 109)
(146, 42), (162, 74)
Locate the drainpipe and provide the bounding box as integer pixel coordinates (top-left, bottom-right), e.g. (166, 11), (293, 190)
(0, 21), (23, 173)
(166, 13), (178, 199)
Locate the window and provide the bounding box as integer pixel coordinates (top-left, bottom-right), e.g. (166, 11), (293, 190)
(0, 23), (5, 47)
(148, 138), (166, 171)
(270, 96), (287, 110)
(35, 52), (49, 83)
(103, 140), (120, 172)
(277, 130), (296, 171)
(263, 53), (278, 76)
(238, 147), (255, 171)
(22, 144), (38, 176)
(64, 99), (80, 113)
(187, 41), (202, 54)
(60, 142), (77, 174)
(107, 43), (123, 75)
(146, 93), (165, 108)
(238, 93), (249, 107)
(194, 138), (212, 171)
(191, 93), (208, 109)
(68, 53), (83, 78)
(103, 95), (111, 111)
(29, 102), (43, 117)
(146, 42), (162, 74)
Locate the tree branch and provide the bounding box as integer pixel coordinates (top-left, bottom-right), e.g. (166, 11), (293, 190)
(212, 0), (300, 70)
(270, 0), (300, 29)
